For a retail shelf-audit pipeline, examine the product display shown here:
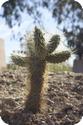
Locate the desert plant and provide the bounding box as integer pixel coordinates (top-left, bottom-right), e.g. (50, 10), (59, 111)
(11, 54), (27, 66)
(11, 27), (70, 113)
(47, 63), (71, 72)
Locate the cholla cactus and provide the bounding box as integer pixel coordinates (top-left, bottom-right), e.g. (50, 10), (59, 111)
(11, 54), (27, 66)
(11, 27), (70, 113)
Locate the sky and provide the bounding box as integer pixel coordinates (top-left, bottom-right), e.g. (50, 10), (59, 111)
(0, 0), (82, 66)
(0, 1), (71, 64)
(0, 1), (83, 125)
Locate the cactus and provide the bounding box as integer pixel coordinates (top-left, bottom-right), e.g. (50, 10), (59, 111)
(11, 54), (27, 66)
(11, 27), (70, 113)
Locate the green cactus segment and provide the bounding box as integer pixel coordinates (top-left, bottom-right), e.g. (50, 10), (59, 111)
(47, 35), (60, 54)
(11, 55), (27, 66)
(46, 51), (70, 63)
(33, 27), (46, 60)
(25, 58), (46, 113)
(24, 27), (47, 113)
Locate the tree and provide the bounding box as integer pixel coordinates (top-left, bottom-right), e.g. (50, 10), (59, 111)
(11, 27), (70, 113)
(1, 0), (83, 58)
(72, 28), (83, 59)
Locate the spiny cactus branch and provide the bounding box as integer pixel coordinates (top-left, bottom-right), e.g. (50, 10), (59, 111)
(47, 35), (60, 54)
(11, 55), (27, 66)
(46, 51), (70, 63)
(33, 27), (46, 60)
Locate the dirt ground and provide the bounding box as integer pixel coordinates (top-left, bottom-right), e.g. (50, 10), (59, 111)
(0, 68), (83, 125)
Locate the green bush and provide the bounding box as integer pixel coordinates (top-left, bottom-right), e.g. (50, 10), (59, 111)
(47, 63), (71, 73)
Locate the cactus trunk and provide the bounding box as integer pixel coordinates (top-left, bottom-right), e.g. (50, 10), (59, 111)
(25, 57), (46, 113)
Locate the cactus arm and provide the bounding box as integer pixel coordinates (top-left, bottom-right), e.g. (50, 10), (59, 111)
(46, 51), (70, 63)
(34, 27), (46, 60)
(46, 35), (60, 54)
(11, 55), (27, 66)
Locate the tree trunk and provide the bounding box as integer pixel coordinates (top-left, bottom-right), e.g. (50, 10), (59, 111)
(73, 58), (83, 73)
